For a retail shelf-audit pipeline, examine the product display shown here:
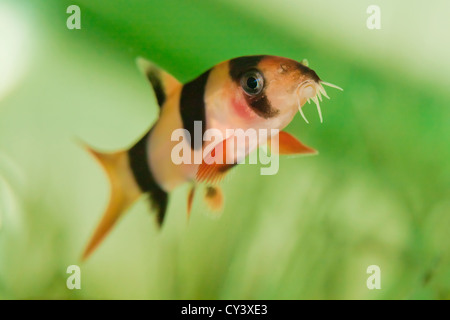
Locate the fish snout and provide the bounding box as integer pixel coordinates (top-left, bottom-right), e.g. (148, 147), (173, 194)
(296, 81), (318, 107)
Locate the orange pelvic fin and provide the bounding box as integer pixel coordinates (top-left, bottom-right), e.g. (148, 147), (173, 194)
(187, 184), (196, 218)
(81, 145), (141, 261)
(204, 185), (224, 212)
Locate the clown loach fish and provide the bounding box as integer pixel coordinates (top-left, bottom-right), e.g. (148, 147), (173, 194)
(81, 55), (342, 259)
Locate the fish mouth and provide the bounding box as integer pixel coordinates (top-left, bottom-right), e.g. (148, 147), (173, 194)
(296, 80), (343, 123)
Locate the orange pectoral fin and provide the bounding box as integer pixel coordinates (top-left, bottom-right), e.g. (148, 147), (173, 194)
(196, 138), (236, 185)
(268, 131), (317, 155)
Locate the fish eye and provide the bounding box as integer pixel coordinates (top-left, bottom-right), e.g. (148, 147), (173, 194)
(240, 70), (264, 95)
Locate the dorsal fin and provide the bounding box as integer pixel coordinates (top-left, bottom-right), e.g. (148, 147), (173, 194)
(136, 57), (181, 107)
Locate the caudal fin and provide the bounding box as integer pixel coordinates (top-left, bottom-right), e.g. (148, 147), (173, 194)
(81, 146), (142, 261)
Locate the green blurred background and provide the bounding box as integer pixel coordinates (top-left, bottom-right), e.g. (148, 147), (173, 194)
(0, 0), (449, 299)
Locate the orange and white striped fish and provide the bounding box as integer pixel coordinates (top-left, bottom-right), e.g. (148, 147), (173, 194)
(82, 55), (342, 259)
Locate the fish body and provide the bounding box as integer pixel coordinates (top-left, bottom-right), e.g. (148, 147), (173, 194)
(82, 55), (341, 259)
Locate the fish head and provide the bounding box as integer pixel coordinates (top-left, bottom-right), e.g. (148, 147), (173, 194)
(218, 55), (342, 128)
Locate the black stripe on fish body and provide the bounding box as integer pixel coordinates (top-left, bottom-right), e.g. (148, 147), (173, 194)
(229, 56), (279, 119)
(146, 69), (166, 107)
(179, 70), (211, 150)
(148, 186), (168, 225)
(128, 131), (169, 225)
